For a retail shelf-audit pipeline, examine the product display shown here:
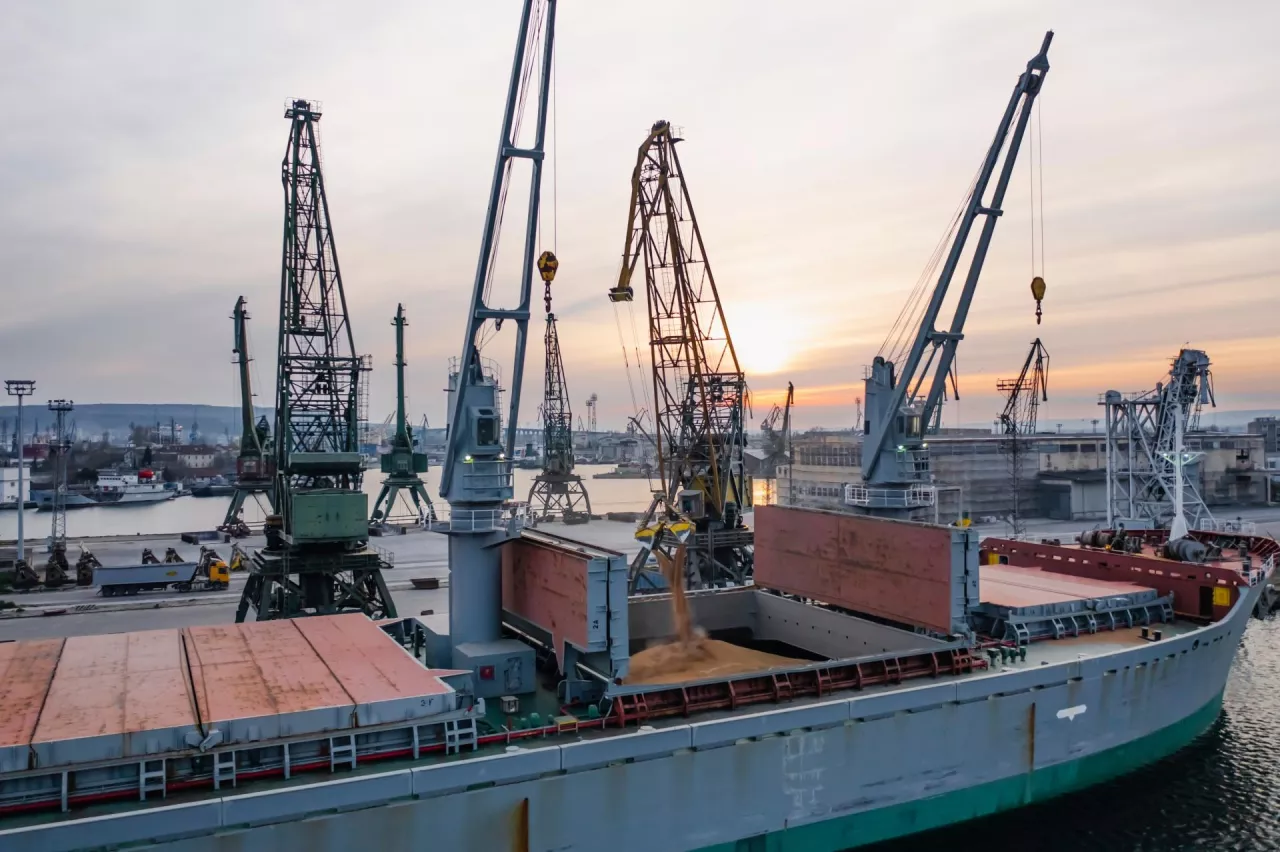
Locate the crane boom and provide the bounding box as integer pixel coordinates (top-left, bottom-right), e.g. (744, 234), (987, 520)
(435, 0), (556, 686)
(440, 0), (555, 503)
(858, 31), (1052, 513)
(222, 296), (275, 530)
(232, 297), (263, 457)
(998, 338), (1050, 436)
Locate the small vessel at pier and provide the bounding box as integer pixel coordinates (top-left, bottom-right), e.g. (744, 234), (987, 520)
(31, 470), (174, 510)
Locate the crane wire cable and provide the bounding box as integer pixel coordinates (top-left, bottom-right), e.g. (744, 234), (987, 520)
(1037, 96), (1045, 278)
(478, 0), (546, 350)
(879, 169), (976, 360)
(882, 97), (1024, 367)
(552, 43), (558, 254)
(879, 165), (981, 364)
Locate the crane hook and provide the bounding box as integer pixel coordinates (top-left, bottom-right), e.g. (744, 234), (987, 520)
(1030, 276), (1046, 325)
(538, 251), (558, 314)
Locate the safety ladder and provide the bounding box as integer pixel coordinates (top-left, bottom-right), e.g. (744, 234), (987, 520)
(445, 717), (478, 755)
(139, 758), (166, 801)
(213, 750), (237, 790)
(330, 734), (357, 771)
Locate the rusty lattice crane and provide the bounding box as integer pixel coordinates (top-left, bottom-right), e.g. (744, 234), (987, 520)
(609, 120), (751, 591)
(997, 338), (1049, 536)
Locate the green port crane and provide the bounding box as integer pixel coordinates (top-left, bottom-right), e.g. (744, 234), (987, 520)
(371, 304), (436, 526)
(235, 99), (393, 623)
(222, 296), (276, 534)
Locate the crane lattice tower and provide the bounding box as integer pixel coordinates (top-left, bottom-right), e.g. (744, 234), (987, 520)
(609, 120), (752, 591)
(997, 338), (1049, 537)
(529, 279), (591, 523)
(46, 400), (74, 560)
(236, 98), (394, 623)
(1102, 349), (1215, 531)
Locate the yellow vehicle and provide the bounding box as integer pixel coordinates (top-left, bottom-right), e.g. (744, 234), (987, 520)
(194, 547), (230, 590)
(228, 543), (249, 572)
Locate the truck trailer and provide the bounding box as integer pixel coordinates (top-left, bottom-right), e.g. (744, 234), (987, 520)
(94, 557), (229, 596)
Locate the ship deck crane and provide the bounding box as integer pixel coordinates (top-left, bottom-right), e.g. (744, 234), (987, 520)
(222, 296), (275, 534)
(609, 121), (752, 591)
(856, 31), (1053, 517)
(371, 304), (436, 526)
(235, 98), (392, 623)
(436, 0), (556, 694)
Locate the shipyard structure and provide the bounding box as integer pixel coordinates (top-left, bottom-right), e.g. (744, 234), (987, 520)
(778, 426), (1270, 523)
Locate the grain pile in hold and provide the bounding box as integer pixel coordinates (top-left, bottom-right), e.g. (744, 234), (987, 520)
(624, 542), (800, 686)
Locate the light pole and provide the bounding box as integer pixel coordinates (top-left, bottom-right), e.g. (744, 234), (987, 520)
(5, 379), (36, 563)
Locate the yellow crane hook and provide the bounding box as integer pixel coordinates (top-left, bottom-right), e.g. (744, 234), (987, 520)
(1030, 276), (1046, 324)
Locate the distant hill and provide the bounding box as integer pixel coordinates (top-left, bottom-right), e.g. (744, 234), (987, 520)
(0, 404), (271, 443)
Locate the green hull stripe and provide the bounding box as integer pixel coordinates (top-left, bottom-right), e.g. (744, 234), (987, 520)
(700, 692), (1224, 852)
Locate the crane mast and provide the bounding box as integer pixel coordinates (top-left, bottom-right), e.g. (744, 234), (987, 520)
(997, 338), (1049, 536)
(858, 32), (1052, 516)
(1103, 349), (1215, 531)
(222, 296), (275, 531)
(371, 304), (436, 526)
(44, 399), (73, 585)
(609, 120), (751, 591)
(528, 280), (591, 522)
(236, 98), (393, 623)
(437, 0), (555, 691)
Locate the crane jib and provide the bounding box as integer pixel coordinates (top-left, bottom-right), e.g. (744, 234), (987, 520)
(860, 32), (1053, 496)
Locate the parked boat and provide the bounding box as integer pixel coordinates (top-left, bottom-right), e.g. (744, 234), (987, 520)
(32, 469), (175, 510)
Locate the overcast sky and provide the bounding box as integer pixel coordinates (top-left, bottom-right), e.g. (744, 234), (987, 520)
(2, 1), (1277, 433)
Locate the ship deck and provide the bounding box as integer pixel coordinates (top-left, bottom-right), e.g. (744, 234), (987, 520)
(0, 608), (1218, 843)
(0, 594), (1212, 833)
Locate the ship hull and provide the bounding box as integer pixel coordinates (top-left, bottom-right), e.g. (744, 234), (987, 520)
(2, 576), (1256, 852)
(699, 690), (1225, 852)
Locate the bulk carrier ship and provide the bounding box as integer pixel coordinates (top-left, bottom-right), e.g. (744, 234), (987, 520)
(0, 510), (1274, 852)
